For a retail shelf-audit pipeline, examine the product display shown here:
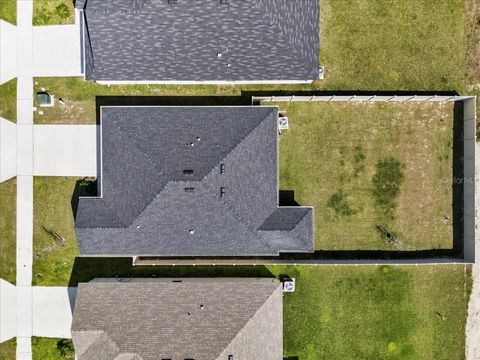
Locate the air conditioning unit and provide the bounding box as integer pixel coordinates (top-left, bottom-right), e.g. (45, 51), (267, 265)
(283, 278), (295, 292)
(278, 117), (289, 130)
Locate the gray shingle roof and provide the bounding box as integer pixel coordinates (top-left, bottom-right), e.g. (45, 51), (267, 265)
(75, 106), (313, 256)
(71, 278), (283, 360)
(77, 0), (320, 82)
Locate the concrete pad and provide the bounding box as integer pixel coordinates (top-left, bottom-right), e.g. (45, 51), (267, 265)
(16, 99), (34, 125)
(33, 287), (76, 338)
(16, 176), (33, 286)
(17, 125), (33, 175)
(33, 25), (82, 77)
(16, 286), (32, 337)
(0, 280), (16, 342)
(34, 125), (97, 177)
(0, 118), (17, 182)
(0, 20), (17, 85)
(16, 337), (32, 360)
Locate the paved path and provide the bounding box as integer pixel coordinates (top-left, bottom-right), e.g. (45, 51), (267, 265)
(15, 0), (34, 358)
(466, 143), (480, 360)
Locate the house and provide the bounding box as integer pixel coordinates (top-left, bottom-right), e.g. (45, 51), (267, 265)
(74, 0), (320, 84)
(75, 106), (313, 257)
(71, 278), (283, 360)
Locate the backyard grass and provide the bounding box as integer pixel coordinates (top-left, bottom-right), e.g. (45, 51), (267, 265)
(33, 177), (80, 286)
(0, 338), (15, 360)
(33, 0), (74, 26)
(0, 178), (16, 284)
(277, 101), (454, 250)
(64, 260), (471, 360)
(0, 0), (16, 24)
(32, 338), (74, 360)
(321, 0), (466, 91)
(0, 79), (16, 123)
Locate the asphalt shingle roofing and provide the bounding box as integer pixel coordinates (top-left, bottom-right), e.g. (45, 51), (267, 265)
(75, 106), (313, 256)
(76, 0), (320, 82)
(71, 278), (283, 360)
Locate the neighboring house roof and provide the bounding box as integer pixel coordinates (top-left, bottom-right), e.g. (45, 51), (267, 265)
(71, 278), (283, 360)
(75, 106), (313, 256)
(76, 0), (320, 82)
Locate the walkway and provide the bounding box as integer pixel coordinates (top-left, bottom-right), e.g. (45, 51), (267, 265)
(16, 0), (34, 357)
(466, 143), (480, 360)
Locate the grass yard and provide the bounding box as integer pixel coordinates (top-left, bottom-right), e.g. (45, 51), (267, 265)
(0, 0), (16, 24)
(32, 338), (74, 360)
(0, 338), (15, 360)
(0, 178), (16, 284)
(32, 77), (321, 125)
(0, 79), (17, 123)
(277, 101), (454, 250)
(273, 265), (471, 360)
(321, 0), (466, 91)
(33, 177), (80, 286)
(33, 0), (74, 26)
(64, 260), (471, 360)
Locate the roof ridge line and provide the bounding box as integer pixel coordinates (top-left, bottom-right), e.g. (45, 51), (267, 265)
(213, 282), (282, 360)
(199, 108), (276, 183)
(253, 1), (317, 77)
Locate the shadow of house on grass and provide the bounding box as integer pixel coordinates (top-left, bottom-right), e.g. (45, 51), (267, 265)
(67, 257), (275, 287)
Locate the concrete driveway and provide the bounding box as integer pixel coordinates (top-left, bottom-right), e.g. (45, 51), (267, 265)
(32, 11), (83, 77)
(33, 125), (97, 177)
(32, 287), (77, 338)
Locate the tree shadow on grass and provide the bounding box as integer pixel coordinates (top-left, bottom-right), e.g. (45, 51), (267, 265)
(68, 257), (275, 287)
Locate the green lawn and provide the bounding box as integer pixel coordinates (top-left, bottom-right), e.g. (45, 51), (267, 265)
(0, 0), (16, 24)
(0, 338), (15, 360)
(32, 338), (74, 360)
(0, 178), (16, 284)
(33, 0), (74, 26)
(33, 177), (80, 286)
(321, 0), (466, 91)
(278, 101), (454, 251)
(273, 265), (471, 360)
(65, 260), (471, 360)
(0, 79), (17, 123)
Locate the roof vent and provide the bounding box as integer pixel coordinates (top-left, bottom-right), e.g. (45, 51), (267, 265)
(220, 187), (225, 197)
(228, 355), (234, 360)
(184, 187), (195, 193)
(220, 164), (225, 174)
(189, 229), (195, 235)
(217, 52), (222, 58)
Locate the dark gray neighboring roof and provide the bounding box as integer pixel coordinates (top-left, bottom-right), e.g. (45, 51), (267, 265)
(71, 278), (283, 360)
(75, 106), (313, 256)
(77, 0), (320, 82)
